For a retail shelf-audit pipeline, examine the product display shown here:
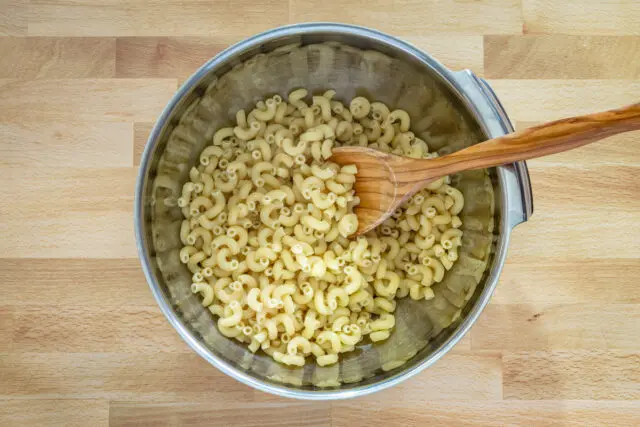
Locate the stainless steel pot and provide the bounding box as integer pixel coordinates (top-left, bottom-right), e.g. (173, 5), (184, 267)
(134, 23), (533, 399)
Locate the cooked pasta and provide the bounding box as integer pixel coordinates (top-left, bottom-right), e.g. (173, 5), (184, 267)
(179, 90), (465, 367)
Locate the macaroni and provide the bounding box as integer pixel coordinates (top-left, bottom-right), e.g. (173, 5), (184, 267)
(181, 90), (465, 367)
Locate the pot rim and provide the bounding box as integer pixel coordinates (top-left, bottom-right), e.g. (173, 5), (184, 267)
(134, 22), (532, 400)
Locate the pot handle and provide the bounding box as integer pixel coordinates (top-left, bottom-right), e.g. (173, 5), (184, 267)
(451, 69), (534, 228)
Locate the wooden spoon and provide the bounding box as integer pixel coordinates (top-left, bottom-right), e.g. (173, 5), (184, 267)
(330, 103), (640, 235)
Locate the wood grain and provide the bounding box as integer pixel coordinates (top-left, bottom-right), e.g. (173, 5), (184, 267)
(487, 80), (640, 122)
(0, 352), (502, 403)
(109, 402), (331, 427)
(0, 211), (135, 258)
(0, 121), (132, 167)
(395, 36), (484, 74)
(3, 305), (189, 353)
(133, 122), (154, 165)
(515, 121), (640, 166)
(509, 214), (639, 260)
(2, 167), (134, 213)
(116, 37), (225, 80)
(290, 0), (524, 35)
(0, 0), (27, 36)
(1, 1), (639, 425)
(528, 165), (640, 209)
(485, 36), (640, 79)
(1, 168), (136, 258)
(332, 401), (640, 426)
(28, 0), (289, 37)
(0, 37), (115, 78)
(494, 258), (640, 304)
(503, 351), (640, 400)
(0, 78), (177, 122)
(522, 0), (640, 35)
(0, 400), (109, 427)
(471, 304), (640, 351)
(0, 259), (153, 306)
(0, 352), (274, 400)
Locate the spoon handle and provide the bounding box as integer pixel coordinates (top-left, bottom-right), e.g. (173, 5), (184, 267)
(421, 102), (640, 178)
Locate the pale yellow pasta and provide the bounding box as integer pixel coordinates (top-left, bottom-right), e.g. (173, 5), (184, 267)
(191, 282), (214, 306)
(252, 98), (277, 122)
(337, 213), (358, 238)
(301, 215), (330, 232)
(309, 191), (336, 210)
(218, 300), (242, 327)
(316, 330), (342, 353)
(316, 353), (338, 366)
(288, 88), (308, 104)
(370, 101), (390, 121)
(310, 164), (336, 180)
(234, 121), (261, 141)
(349, 96), (371, 119)
(179, 90), (465, 367)
(369, 330), (390, 342)
(213, 128), (235, 146)
(321, 139), (333, 159)
(370, 313), (395, 331)
(216, 248), (239, 271)
(274, 352), (305, 367)
(312, 95), (332, 122)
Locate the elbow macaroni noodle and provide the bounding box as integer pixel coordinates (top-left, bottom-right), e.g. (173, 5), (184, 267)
(179, 90), (465, 367)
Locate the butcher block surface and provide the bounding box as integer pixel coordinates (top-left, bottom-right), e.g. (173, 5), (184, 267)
(1, 1), (639, 425)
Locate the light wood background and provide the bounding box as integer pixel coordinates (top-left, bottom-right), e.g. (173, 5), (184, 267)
(1, 1), (639, 426)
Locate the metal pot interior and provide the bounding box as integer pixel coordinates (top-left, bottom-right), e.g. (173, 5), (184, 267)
(138, 28), (498, 395)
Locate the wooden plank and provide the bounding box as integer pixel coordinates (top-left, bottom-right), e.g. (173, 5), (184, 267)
(116, 37), (224, 80)
(494, 258), (640, 304)
(27, 0), (289, 37)
(0, 353), (500, 401)
(0, 352), (278, 400)
(486, 80), (640, 122)
(134, 122), (155, 166)
(508, 208), (640, 259)
(1, 167), (134, 214)
(515, 121), (640, 166)
(528, 164), (640, 209)
(485, 35), (640, 79)
(0, 0), (27, 35)
(0, 259), (154, 307)
(0, 79), (177, 122)
(509, 212), (640, 259)
(331, 400), (640, 426)
(290, 0), (523, 35)
(109, 402), (331, 427)
(0, 168), (136, 258)
(522, 0), (640, 36)
(0, 307), (15, 351)
(0, 121), (133, 167)
(471, 304), (640, 351)
(0, 37), (115, 78)
(503, 351), (640, 400)
(1, 305), (189, 353)
(0, 211), (135, 258)
(510, 160), (640, 260)
(398, 36), (484, 74)
(0, 400), (109, 427)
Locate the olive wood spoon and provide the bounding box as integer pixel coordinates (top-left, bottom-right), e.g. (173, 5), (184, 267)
(330, 103), (640, 235)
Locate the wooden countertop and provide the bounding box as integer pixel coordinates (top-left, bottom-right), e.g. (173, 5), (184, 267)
(1, 1), (639, 425)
